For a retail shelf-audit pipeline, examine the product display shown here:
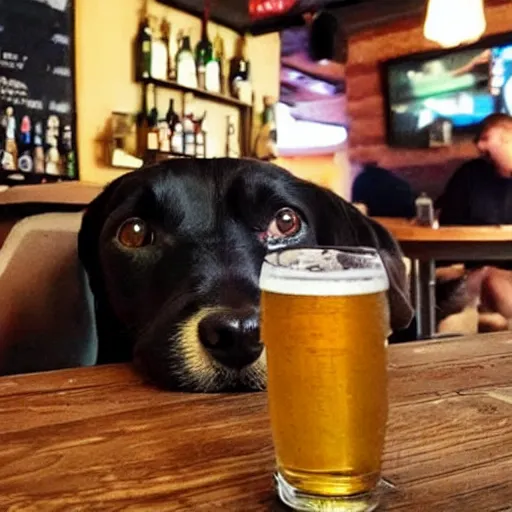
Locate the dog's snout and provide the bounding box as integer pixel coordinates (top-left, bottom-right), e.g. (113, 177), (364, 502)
(198, 309), (262, 369)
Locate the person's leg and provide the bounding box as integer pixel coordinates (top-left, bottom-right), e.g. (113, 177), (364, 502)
(480, 266), (512, 318)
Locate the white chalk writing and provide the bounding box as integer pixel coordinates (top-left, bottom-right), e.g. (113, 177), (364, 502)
(51, 33), (69, 45)
(53, 66), (70, 77)
(49, 100), (70, 114)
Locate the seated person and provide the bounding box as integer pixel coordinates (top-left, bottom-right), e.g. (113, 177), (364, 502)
(351, 163), (417, 218)
(437, 113), (512, 327)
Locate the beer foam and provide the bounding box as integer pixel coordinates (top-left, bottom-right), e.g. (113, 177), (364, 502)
(259, 247), (389, 296)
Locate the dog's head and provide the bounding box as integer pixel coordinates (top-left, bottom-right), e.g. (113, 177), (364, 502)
(78, 159), (412, 392)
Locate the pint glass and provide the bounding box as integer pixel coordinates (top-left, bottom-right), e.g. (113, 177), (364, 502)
(260, 247), (390, 511)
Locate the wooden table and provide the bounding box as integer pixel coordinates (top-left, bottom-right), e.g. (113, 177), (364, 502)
(373, 217), (512, 340)
(0, 332), (511, 510)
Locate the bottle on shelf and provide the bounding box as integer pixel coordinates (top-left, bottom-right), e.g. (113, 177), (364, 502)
(225, 114), (240, 158)
(158, 119), (171, 153)
(33, 121), (45, 173)
(135, 4), (152, 80)
(146, 84), (159, 151)
(229, 34), (251, 102)
(195, 0), (213, 90)
(165, 98), (180, 134)
(4, 106), (18, 170)
(171, 121), (184, 154)
(150, 17), (169, 81)
(176, 31), (197, 89)
(183, 93), (196, 156)
(254, 96), (278, 160)
(160, 18), (172, 81)
(206, 32), (224, 94)
(18, 115), (33, 173)
(62, 124), (76, 178)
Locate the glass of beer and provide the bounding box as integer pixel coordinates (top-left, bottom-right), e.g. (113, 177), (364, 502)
(260, 247), (390, 512)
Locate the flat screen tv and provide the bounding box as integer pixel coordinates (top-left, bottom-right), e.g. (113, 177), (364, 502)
(383, 33), (512, 148)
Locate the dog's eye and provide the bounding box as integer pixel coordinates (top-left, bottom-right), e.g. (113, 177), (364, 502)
(117, 218), (153, 248)
(267, 207), (302, 238)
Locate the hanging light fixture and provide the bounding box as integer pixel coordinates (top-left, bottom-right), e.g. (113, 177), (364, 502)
(424, 0), (486, 48)
(248, 0), (296, 21)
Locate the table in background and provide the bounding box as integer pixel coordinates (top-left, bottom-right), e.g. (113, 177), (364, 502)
(373, 217), (512, 339)
(0, 332), (511, 510)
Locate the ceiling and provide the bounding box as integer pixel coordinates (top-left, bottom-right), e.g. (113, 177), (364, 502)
(157, 0), (427, 36)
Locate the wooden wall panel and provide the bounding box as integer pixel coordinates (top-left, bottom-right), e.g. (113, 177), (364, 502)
(346, 0), (512, 196)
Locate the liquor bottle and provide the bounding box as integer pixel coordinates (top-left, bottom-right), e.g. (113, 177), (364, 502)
(20, 116), (31, 146)
(146, 84), (159, 151)
(33, 121), (45, 173)
(254, 96), (278, 160)
(18, 115), (33, 173)
(45, 136), (61, 175)
(229, 35), (250, 98)
(151, 17), (168, 80)
(183, 93), (196, 156)
(225, 114), (240, 157)
(136, 10), (152, 80)
(171, 121), (184, 154)
(62, 124), (76, 178)
(176, 33), (197, 88)
(206, 32), (224, 94)
(171, 29), (184, 81)
(4, 106), (18, 170)
(161, 18), (172, 80)
(195, 0), (213, 90)
(158, 120), (171, 152)
(165, 99), (180, 133)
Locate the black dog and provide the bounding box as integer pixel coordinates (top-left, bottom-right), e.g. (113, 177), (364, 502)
(78, 158), (413, 392)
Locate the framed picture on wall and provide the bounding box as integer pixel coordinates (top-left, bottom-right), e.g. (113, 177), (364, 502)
(0, 0), (78, 185)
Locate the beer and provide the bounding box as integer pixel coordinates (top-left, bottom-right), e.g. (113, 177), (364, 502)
(260, 247), (390, 511)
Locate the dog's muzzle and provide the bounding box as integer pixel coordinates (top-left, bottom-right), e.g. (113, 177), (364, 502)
(198, 308), (262, 369)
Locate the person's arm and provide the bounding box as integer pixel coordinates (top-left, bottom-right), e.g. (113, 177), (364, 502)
(450, 50), (491, 77)
(438, 164), (474, 226)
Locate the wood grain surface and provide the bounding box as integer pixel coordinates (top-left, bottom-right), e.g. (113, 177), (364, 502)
(0, 332), (511, 511)
(373, 217), (512, 242)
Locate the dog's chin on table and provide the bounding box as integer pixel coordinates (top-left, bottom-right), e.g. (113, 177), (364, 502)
(133, 307), (268, 393)
(78, 158), (413, 393)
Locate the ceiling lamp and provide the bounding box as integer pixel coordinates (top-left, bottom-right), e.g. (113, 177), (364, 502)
(424, 0), (486, 48)
(248, 0), (296, 20)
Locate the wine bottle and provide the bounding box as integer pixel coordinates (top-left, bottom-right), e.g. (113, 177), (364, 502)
(176, 33), (197, 88)
(229, 35), (251, 99)
(150, 17), (169, 80)
(146, 84), (159, 151)
(136, 13), (152, 80)
(161, 18), (172, 80)
(195, 0), (213, 90)
(206, 33), (224, 93)
(165, 99), (180, 133)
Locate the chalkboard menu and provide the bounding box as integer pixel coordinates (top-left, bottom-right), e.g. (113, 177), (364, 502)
(0, 0), (77, 185)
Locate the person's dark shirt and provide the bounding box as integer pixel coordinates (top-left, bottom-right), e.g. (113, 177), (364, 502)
(351, 165), (417, 218)
(438, 158), (512, 226)
(438, 157), (512, 269)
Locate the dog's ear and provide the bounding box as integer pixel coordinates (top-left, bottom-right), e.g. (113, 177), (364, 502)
(78, 174), (139, 363)
(303, 183), (414, 332)
(78, 178), (122, 296)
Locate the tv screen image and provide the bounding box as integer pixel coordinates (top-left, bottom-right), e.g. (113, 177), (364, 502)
(385, 37), (512, 148)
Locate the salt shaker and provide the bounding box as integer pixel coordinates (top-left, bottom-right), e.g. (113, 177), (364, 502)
(415, 192), (434, 227)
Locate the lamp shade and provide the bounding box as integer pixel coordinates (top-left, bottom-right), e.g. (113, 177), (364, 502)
(424, 0), (486, 48)
(248, 0), (296, 20)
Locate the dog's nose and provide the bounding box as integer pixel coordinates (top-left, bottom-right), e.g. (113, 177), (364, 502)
(198, 309), (262, 369)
